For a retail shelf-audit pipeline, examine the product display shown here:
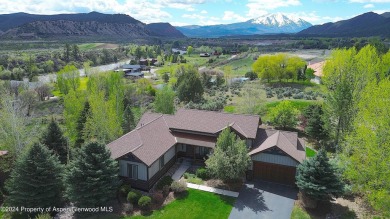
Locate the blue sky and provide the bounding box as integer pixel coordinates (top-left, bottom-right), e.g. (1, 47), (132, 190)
(0, 0), (389, 25)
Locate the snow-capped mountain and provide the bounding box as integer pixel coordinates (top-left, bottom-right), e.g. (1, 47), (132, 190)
(249, 13), (311, 28)
(176, 13), (312, 38)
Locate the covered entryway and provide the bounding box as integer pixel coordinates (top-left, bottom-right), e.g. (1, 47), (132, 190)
(253, 161), (296, 186)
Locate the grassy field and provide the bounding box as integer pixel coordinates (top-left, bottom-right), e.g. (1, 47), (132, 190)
(78, 43), (119, 51)
(291, 205), (312, 219)
(305, 147), (317, 158)
(217, 56), (255, 76)
(129, 189), (235, 219)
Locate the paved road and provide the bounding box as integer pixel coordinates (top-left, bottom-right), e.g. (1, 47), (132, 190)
(229, 180), (298, 219)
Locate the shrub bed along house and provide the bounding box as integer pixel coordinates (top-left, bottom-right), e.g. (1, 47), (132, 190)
(156, 176), (173, 190)
(127, 190), (142, 204)
(138, 196), (152, 210)
(171, 181), (187, 194)
(196, 167), (210, 180)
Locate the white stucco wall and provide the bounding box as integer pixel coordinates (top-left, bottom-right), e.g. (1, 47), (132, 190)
(164, 146), (175, 163)
(148, 159), (160, 180)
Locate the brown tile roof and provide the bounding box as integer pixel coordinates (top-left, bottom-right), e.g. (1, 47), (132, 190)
(108, 109), (261, 166)
(249, 128), (306, 163)
(108, 115), (176, 166)
(0, 151), (8, 156)
(166, 109), (260, 139)
(308, 61), (325, 77)
(136, 112), (163, 128)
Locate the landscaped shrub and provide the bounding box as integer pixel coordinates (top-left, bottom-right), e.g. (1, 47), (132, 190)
(162, 185), (170, 196)
(138, 196), (152, 210)
(187, 177), (203, 184)
(156, 176), (173, 190)
(152, 192), (164, 204)
(127, 190), (142, 204)
(170, 181), (187, 194)
(196, 167), (210, 180)
(119, 184), (132, 197)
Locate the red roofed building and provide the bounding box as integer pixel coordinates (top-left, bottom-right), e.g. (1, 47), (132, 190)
(108, 109), (305, 190)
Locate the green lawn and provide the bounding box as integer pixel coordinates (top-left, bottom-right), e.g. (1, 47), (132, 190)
(291, 205), (312, 219)
(305, 147), (317, 158)
(128, 189), (235, 219)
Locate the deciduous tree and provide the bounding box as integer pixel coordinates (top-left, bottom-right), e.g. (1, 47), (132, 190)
(206, 128), (250, 181)
(154, 86), (175, 114)
(269, 100), (299, 129)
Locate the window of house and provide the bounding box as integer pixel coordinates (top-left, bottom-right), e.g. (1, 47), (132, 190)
(159, 156), (165, 170)
(127, 164), (138, 179)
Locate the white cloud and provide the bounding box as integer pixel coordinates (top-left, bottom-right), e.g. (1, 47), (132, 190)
(182, 13), (206, 19)
(349, 0), (390, 2)
(200, 10), (208, 14)
(246, 0), (301, 10)
(364, 3), (375, 7)
(245, 0), (300, 19)
(222, 11), (248, 22)
(283, 11), (344, 24)
(0, 0), (173, 23)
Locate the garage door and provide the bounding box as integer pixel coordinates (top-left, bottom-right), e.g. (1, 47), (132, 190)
(253, 161), (296, 186)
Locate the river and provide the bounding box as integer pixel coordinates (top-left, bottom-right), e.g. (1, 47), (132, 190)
(38, 59), (131, 83)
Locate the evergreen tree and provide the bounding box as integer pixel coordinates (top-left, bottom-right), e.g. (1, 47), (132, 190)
(122, 105), (135, 133)
(205, 128), (251, 181)
(296, 149), (345, 201)
(5, 143), (64, 216)
(41, 118), (68, 164)
(303, 104), (327, 141)
(63, 142), (120, 208)
(75, 101), (90, 147)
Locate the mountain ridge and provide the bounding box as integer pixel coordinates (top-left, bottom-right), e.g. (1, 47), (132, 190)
(298, 12), (390, 37)
(0, 12), (185, 39)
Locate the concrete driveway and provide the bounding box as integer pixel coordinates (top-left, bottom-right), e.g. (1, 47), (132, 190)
(229, 180), (298, 219)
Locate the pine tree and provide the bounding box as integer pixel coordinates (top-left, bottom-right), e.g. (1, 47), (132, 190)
(122, 105), (135, 133)
(64, 142), (120, 207)
(41, 118), (68, 164)
(303, 104), (327, 141)
(75, 101), (90, 147)
(296, 149), (345, 201)
(5, 143), (64, 216)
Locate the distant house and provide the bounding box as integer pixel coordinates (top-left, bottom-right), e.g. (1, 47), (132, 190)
(172, 48), (187, 55)
(139, 58), (158, 66)
(117, 64), (144, 78)
(199, 53), (210, 57)
(108, 109), (306, 191)
(308, 61), (325, 84)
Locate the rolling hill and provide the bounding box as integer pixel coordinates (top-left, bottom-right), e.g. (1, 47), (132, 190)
(298, 12), (390, 37)
(0, 12), (185, 39)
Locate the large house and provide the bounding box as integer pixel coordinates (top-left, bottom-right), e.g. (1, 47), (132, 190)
(108, 109), (305, 190)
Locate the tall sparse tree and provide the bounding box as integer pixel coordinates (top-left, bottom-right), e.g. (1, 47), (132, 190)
(64, 142), (120, 208)
(75, 101), (90, 148)
(206, 128), (251, 181)
(122, 105), (135, 133)
(187, 46), (193, 57)
(155, 85), (175, 114)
